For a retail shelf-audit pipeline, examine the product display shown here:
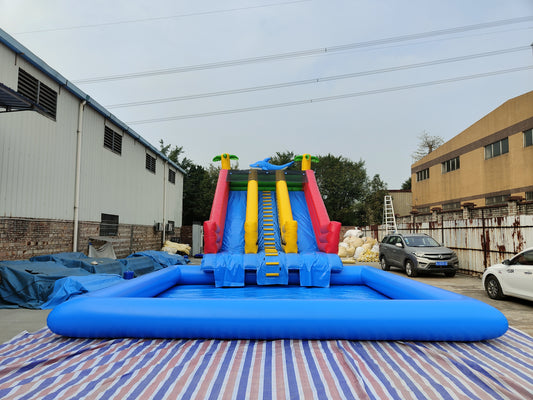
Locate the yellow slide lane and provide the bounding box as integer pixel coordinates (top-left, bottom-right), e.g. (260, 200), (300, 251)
(244, 170), (258, 254)
(275, 170), (298, 253)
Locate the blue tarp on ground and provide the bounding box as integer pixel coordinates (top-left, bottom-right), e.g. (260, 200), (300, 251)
(31, 252), (124, 275)
(41, 274), (123, 309)
(128, 250), (189, 268)
(0, 260), (92, 309)
(0, 251), (180, 309)
(120, 255), (161, 277)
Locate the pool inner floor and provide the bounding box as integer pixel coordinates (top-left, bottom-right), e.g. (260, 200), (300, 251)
(158, 284), (390, 300)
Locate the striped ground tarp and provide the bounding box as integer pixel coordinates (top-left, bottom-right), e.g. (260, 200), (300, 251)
(0, 327), (532, 399)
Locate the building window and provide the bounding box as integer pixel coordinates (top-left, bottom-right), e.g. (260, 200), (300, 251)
(417, 206), (430, 213)
(442, 156), (460, 173)
(416, 168), (429, 182)
(104, 126), (122, 155)
(524, 129), (533, 148)
(486, 195), (507, 206)
(442, 202), (461, 210)
(17, 68), (58, 119)
(168, 169), (176, 184)
(485, 138), (509, 159)
(146, 153), (156, 173)
(100, 213), (119, 236)
(526, 192), (533, 201)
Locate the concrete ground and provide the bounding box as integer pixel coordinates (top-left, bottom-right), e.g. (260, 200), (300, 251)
(1, 262), (532, 344)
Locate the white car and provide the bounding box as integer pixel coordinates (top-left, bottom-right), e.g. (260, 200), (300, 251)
(482, 247), (533, 301)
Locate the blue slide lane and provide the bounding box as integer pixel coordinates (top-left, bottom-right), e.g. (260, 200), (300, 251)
(289, 191), (318, 253)
(221, 191), (246, 253)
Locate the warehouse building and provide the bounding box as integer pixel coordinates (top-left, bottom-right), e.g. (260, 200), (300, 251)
(0, 28), (184, 260)
(411, 91), (533, 213)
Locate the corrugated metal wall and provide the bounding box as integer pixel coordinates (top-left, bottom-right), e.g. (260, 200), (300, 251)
(78, 108), (182, 226)
(362, 215), (533, 274)
(1, 56), (78, 220)
(0, 44), (183, 227)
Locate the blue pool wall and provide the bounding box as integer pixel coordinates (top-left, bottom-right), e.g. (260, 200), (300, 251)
(47, 265), (509, 341)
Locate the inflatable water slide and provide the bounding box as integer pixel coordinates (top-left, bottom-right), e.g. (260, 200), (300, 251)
(46, 153), (508, 341)
(201, 154), (342, 287)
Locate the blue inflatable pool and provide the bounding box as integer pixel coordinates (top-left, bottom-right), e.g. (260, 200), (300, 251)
(47, 264), (508, 341)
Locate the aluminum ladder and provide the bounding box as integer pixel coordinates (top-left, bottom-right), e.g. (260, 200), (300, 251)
(383, 195), (398, 235)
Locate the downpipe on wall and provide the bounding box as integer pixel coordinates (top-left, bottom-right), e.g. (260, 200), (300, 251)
(73, 100), (86, 251)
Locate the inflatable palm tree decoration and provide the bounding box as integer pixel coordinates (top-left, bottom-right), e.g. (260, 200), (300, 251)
(212, 153), (239, 170)
(294, 154), (319, 171)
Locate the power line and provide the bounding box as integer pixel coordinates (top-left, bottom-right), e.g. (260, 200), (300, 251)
(126, 65), (533, 124)
(73, 16), (533, 84)
(14, 0), (310, 34)
(106, 46), (530, 109)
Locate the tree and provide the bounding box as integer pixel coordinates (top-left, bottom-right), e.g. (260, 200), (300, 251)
(269, 150), (299, 170)
(362, 174), (389, 225)
(412, 131), (444, 161)
(159, 140), (194, 171)
(313, 154), (368, 225)
(401, 177), (411, 190)
(181, 164), (217, 225)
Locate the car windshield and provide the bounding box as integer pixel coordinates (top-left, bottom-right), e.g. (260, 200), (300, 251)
(403, 236), (441, 247)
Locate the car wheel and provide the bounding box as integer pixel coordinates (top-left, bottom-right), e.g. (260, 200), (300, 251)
(444, 271), (456, 277)
(405, 259), (417, 277)
(485, 275), (505, 300)
(380, 256), (390, 271)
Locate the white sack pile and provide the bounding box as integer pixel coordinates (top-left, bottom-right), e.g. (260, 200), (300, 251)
(337, 228), (379, 262)
(162, 240), (191, 255)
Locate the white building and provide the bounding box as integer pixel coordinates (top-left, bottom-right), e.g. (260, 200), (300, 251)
(0, 27), (184, 260)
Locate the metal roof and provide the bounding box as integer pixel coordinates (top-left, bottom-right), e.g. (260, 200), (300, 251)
(0, 82), (47, 114)
(0, 27), (185, 174)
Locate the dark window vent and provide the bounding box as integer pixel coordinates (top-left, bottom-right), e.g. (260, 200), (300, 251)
(146, 153), (156, 173)
(17, 68), (57, 118)
(17, 69), (38, 100)
(100, 213), (119, 236)
(168, 169), (176, 184)
(104, 126), (122, 154)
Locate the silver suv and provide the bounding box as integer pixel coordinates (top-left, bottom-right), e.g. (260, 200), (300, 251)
(379, 233), (459, 277)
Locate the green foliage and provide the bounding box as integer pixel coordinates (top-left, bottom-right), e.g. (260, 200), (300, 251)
(159, 140), (194, 170)
(362, 174), (389, 225)
(401, 177), (412, 190)
(314, 154), (368, 226)
(181, 164), (217, 225)
(269, 151), (299, 170)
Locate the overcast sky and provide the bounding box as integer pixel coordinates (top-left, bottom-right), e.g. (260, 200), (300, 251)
(1, 0), (532, 188)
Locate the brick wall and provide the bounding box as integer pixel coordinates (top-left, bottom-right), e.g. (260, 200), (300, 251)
(0, 218), (73, 260)
(0, 217), (180, 261)
(180, 225), (192, 246)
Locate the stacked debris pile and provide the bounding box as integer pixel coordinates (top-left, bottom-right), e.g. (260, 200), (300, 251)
(338, 228), (379, 262)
